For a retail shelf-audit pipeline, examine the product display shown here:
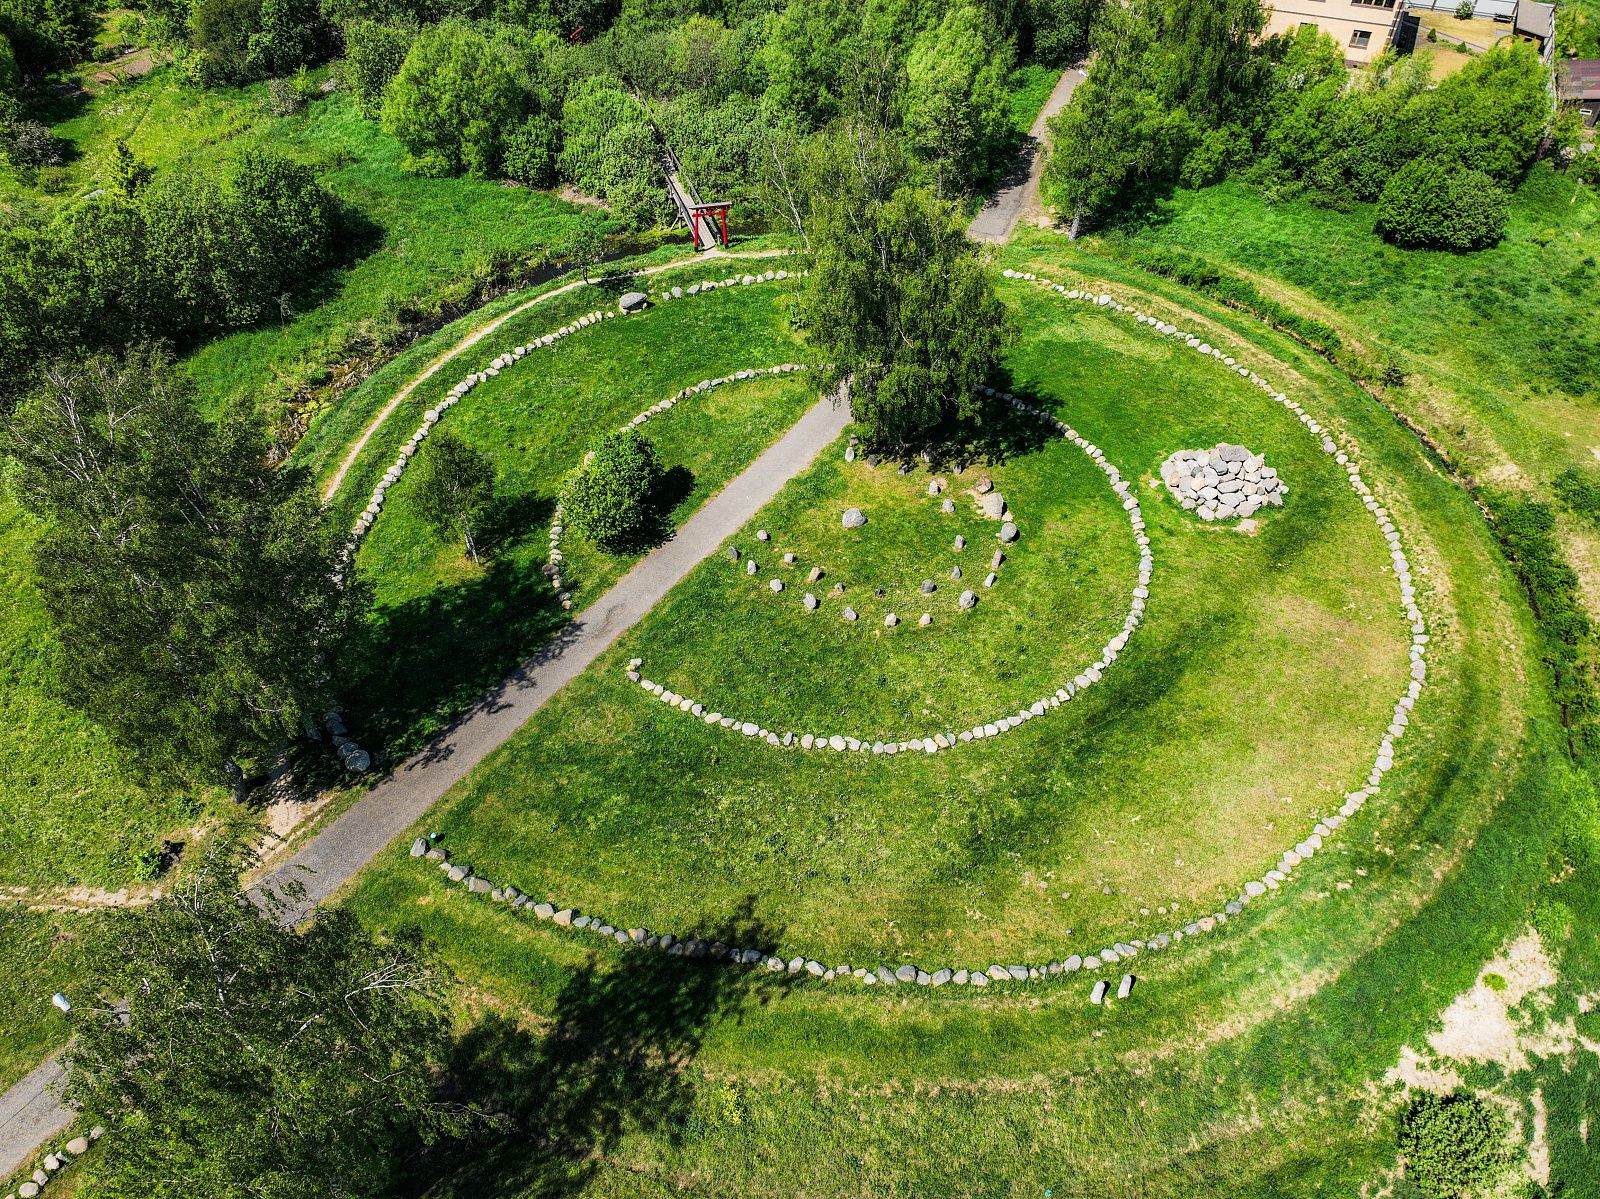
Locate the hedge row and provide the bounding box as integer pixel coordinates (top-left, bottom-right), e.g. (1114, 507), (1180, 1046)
(1116, 245), (1343, 357)
(1482, 490), (1599, 759)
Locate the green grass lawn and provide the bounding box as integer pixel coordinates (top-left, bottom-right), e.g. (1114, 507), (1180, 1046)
(1092, 167), (1600, 486)
(338, 244), (1572, 1196)
(339, 273), (814, 758)
(0, 905), (96, 1091)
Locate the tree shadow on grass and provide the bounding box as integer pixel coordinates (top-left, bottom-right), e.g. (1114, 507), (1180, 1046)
(339, 550), (567, 765)
(870, 387), (1062, 474)
(412, 898), (795, 1199)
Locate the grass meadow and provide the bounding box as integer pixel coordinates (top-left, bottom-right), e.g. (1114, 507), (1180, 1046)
(336, 270), (813, 757)
(336, 252), (1570, 1196)
(344, 273), (1407, 966)
(1091, 166), (1600, 487)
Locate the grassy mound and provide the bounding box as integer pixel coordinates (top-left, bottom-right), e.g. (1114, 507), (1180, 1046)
(358, 275), (1407, 968)
(339, 251), (1551, 1195)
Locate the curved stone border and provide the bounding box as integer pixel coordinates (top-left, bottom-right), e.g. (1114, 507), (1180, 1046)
(628, 390), (1152, 754)
(8, 1126), (103, 1198)
(337, 268), (803, 572)
(408, 272), (1428, 991)
(544, 363), (817, 607)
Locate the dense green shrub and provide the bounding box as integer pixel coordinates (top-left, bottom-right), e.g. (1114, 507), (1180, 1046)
(382, 20), (528, 177)
(341, 18), (413, 117)
(1026, 0), (1103, 65)
(188, 0), (332, 84)
(1482, 490), (1597, 758)
(1397, 1091), (1511, 1198)
(660, 92), (762, 207)
(502, 111), (560, 186)
(0, 148), (339, 401)
(0, 31), (18, 92)
(561, 429), (665, 551)
(1375, 160), (1508, 252)
(1554, 467), (1600, 525)
(559, 77), (666, 228)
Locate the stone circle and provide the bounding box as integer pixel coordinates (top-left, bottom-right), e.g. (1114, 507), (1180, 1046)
(405, 267), (1427, 997)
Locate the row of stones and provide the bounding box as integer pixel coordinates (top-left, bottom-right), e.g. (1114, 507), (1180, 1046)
(6, 1127), (103, 1199)
(543, 363), (817, 608)
(1003, 267), (1429, 892)
(626, 391), (1153, 753)
(342, 267), (802, 571)
(407, 275), (1429, 993)
(414, 837), (1165, 992)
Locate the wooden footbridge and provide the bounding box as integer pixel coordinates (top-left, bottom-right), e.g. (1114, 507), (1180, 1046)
(629, 92), (732, 250)
(662, 143), (732, 251)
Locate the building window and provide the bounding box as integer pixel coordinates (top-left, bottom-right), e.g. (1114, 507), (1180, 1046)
(1350, 29), (1373, 48)
(1351, 0), (1395, 8)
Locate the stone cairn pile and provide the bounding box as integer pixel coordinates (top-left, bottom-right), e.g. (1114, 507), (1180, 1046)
(1159, 444), (1285, 521)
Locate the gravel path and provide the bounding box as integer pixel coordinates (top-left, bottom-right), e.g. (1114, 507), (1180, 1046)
(967, 67), (1085, 245)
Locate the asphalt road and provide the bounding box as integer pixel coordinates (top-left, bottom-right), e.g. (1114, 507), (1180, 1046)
(968, 66), (1086, 244)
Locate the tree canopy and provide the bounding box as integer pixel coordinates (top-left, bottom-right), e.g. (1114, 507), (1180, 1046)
(63, 835), (470, 1199)
(413, 428), (497, 563)
(3, 351), (353, 782)
(804, 129), (1016, 445)
(1040, 2), (1551, 238)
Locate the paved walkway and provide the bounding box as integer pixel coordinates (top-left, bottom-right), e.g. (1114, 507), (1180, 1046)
(967, 66), (1086, 244)
(322, 248), (787, 502)
(0, 391), (850, 1175)
(0, 1059), (70, 1179)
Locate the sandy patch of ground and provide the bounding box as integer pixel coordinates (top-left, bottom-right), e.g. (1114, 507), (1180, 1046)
(257, 766), (336, 845)
(1384, 1045), (1465, 1092)
(1426, 930), (1556, 1072)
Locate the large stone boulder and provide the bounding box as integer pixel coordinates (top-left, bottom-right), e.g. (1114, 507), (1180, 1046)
(619, 291), (648, 313)
(841, 507), (867, 529)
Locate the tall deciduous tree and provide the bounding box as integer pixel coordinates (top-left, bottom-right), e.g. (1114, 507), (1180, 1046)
(3, 351), (352, 783)
(63, 834), (472, 1199)
(902, 1), (1012, 195)
(382, 20), (528, 177)
(1039, 2), (1173, 237)
(804, 129), (1016, 445)
(413, 428), (496, 563)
